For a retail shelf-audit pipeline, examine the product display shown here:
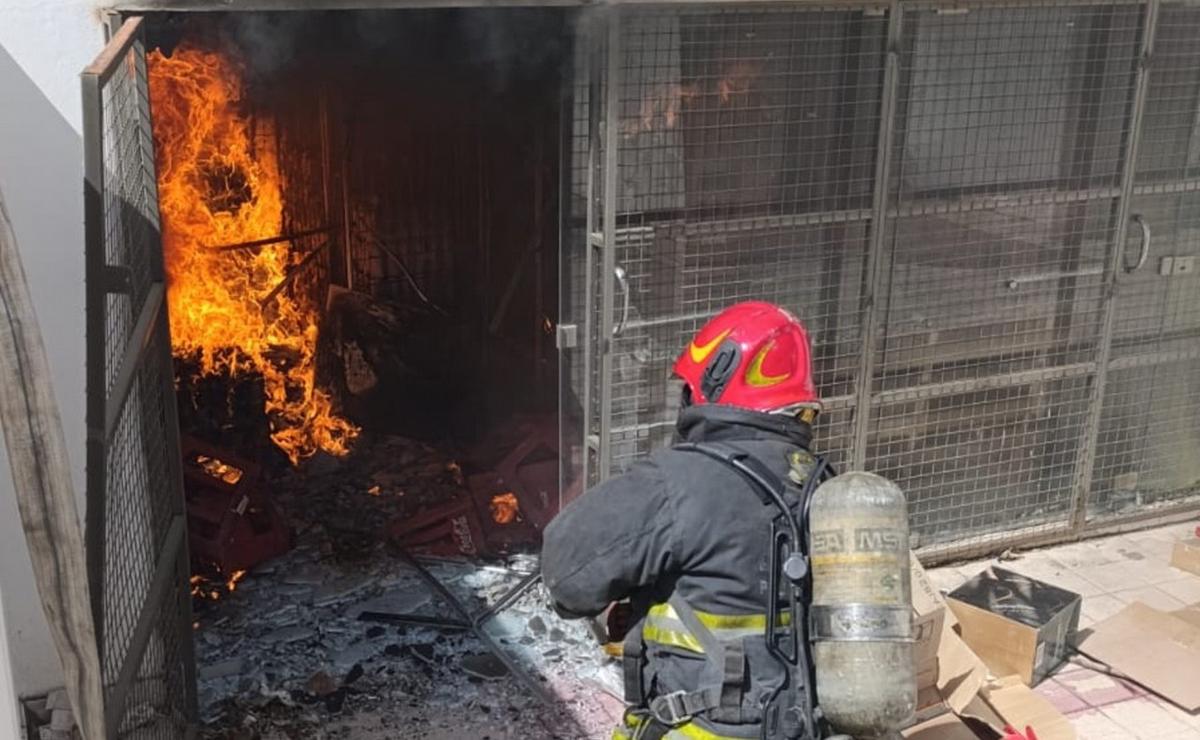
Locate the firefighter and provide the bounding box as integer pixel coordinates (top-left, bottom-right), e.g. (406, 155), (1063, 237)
(542, 301), (827, 740)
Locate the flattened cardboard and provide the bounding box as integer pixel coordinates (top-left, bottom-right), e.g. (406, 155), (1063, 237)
(947, 567), (1081, 685)
(902, 713), (979, 740)
(959, 694), (1006, 734)
(958, 677), (1075, 740)
(980, 676), (1076, 740)
(1170, 538), (1200, 576)
(1079, 601), (1200, 712)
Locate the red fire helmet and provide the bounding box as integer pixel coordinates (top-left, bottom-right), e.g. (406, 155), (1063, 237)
(672, 301), (820, 412)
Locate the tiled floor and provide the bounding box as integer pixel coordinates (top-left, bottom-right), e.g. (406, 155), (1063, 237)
(928, 520), (1200, 740)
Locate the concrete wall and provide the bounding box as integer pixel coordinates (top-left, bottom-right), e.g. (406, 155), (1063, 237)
(0, 1), (105, 698)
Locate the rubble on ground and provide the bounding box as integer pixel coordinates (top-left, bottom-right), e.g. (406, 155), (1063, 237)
(192, 434), (621, 739)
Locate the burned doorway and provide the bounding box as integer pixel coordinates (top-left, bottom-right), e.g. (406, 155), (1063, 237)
(146, 8), (570, 566)
(86, 9), (609, 737)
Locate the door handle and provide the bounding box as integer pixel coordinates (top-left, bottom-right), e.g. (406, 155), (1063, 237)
(613, 265), (630, 337)
(1123, 214), (1151, 274)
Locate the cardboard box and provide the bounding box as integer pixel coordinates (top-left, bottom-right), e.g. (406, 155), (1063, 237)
(902, 713), (979, 740)
(910, 552), (949, 679)
(1079, 601), (1200, 712)
(906, 552), (990, 724)
(1170, 537), (1200, 576)
(946, 566), (1081, 686)
(934, 618), (989, 713)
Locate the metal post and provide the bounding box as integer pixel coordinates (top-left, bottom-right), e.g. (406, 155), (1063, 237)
(597, 8), (622, 480)
(579, 11), (603, 489)
(1069, 0), (1161, 531)
(850, 1), (904, 470)
(341, 147), (354, 292)
(557, 30), (575, 504)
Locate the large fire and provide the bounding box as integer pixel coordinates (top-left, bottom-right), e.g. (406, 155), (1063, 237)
(148, 44), (358, 464)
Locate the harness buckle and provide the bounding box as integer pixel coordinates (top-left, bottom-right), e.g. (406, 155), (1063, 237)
(649, 691), (693, 726)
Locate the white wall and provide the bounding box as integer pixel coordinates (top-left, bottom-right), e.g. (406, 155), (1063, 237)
(0, 0), (106, 698)
(0, 584), (25, 738)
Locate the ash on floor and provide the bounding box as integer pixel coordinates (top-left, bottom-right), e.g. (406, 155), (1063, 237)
(193, 545), (624, 739)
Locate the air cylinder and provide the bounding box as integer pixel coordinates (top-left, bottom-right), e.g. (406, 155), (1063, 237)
(808, 471), (915, 737)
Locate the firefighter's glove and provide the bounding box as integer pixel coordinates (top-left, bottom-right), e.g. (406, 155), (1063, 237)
(1002, 725), (1038, 740)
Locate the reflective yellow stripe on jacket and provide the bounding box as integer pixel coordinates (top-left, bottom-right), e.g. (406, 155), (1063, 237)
(620, 602), (790, 740)
(641, 602), (792, 655)
(612, 711), (745, 740)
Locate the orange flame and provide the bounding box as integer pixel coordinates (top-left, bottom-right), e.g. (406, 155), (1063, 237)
(624, 83), (699, 137)
(148, 44), (358, 464)
(226, 569), (247, 592)
(490, 492), (520, 525)
(190, 574), (222, 601)
(716, 61), (758, 104)
(623, 62), (762, 137)
(191, 569), (248, 600)
(195, 454), (244, 485)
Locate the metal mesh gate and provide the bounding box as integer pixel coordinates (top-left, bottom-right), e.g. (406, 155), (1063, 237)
(868, 0), (1141, 553)
(83, 18), (197, 739)
(567, 0), (1200, 560)
(1087, 0), (1200, 526)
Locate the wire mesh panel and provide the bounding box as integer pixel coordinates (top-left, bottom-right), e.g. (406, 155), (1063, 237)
(1089, 0), (1200, 523)
(561, 10), (600, 494)
(83, 18), (196, 738)
(571, 0), (1200, 556)
(600, 3), (890, 476)
(869, 0), (1144, 552)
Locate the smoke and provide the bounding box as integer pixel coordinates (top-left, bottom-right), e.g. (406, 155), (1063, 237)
(453, 9), (568, 93)
(348, 10), (409, 53)
(156, 10), (568, 94)
(227, 14), (310, 77)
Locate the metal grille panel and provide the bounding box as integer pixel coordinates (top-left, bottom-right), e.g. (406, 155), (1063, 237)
(83, 18), (196, 738)
(1089, 359), (1200, 518)
(569, 0), (1200, 559)
(1089, 0), (1200, 523)
(1134, 2), (1200, 183)
(892, 2), (1140, 200)
(602, 5), (889, 473)
(1109, 191), (1200, 349)
(872, 377), (1094, 548)
(561, 12), (594, 496)
(867, 1), (1142, 550)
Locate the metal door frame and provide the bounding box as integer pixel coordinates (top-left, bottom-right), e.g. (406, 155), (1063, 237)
(1068, 0), (1161, 531)
(83, 16), (198, 737)
(1071, 0), (1200, 538)
(573, 7), (621, 486)
(849, 0), (903, 468)
(595, 9), (623, 479)
(879, 0), (1163, 560)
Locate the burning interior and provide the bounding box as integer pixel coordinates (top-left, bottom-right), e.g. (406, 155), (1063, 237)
(148, 9), (570, 572)
(139, 10), (598, 730)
